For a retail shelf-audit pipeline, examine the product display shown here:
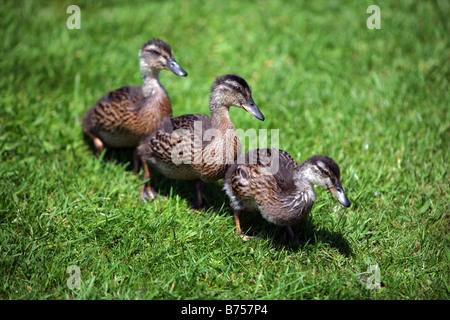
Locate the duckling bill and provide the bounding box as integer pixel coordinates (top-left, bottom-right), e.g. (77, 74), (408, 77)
(224, 148), (350, 242)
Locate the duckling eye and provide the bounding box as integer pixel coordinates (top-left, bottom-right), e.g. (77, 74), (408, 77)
(146, 49), (161, 56)
(224, 82), (241, 92)
(317, 166), (330, 177)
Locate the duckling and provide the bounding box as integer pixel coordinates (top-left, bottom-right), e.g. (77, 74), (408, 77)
(137, 74), (265, 207)
(82, 38), (187, 173)
(223, 148), (351, 242)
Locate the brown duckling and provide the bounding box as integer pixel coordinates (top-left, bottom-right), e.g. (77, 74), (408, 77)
(224, 148), (351, 242)
(82, 38), (187, 172)
(137, 74), (265, 207)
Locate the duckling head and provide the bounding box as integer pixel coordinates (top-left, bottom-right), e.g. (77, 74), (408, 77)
(299, 155), (351, 207)
(139, 39), (187, 77)
(209, 74), (265, 121)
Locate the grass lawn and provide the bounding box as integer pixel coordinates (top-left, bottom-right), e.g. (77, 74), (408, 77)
(1, 0), (448, 300)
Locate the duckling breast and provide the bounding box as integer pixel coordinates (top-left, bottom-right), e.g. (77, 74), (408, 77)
(148, 158), (199, 180)
(97, 129), (142, 148)
(261, 192), (314, 226)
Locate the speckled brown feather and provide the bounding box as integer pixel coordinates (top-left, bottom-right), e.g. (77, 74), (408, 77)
(138, 113), (240, 182)
(82, 39), (186, 152)
(224, 149), (350, 242)
(82, 85), (171, 148)
(137, 74), (264, 207)
(225, 149), (299, 212)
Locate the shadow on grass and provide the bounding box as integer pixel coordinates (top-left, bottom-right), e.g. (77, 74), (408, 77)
(146, 171), (228, 211)
(83, 136), (351, 257)
(83, 134), (137, 171)
(83, 134), (229, 209)
(236, 211), (353, 257)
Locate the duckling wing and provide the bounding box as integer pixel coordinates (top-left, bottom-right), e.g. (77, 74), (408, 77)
(272, 149), (298, 193)
(226, 164), (252, 198)
(226, 150), (279, 203)
(97, 86), (145, 116)
(83, 86), (143, 133)
(170, 114), (213, 151)
(237, 149), (298, 194)
(242, 148), (298, 190)
(171, 114), (211, 132)
(243, 163), (281, 210)
(102, 86), (144, 107)
(141, 114), (211, 164)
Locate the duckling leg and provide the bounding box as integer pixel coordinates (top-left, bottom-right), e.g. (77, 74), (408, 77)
(140, 156), (158, 202)
(234, 210), (243, 235)
(133, 149), (140, 175)
(234, 210), (253, 241)
(192, 180), (205, 210)
(285, 226), (307, 246)
(84, 129), (104, 155)
(285, 226), (296, 243)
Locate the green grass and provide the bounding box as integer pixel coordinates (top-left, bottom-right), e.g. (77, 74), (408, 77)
(1, 0), (448, 300)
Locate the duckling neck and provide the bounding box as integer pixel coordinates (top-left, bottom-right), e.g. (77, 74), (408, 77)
(292, 168), (317, 205)
(275, 175), (316, 218)
(297, 164), (324, 189)
(140, 61), (165, 97)
(207, 104), (240, 163)
(210, 105), (234, 131)
(142, 73), (165, 98)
